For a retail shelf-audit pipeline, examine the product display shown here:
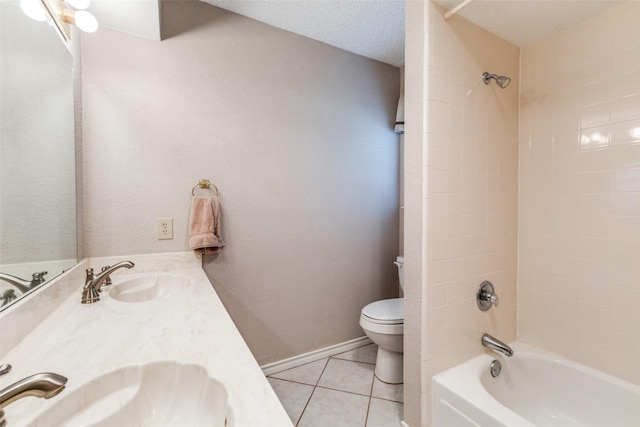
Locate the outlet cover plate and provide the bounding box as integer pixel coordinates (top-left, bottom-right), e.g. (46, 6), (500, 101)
(157, 218), (173, 240)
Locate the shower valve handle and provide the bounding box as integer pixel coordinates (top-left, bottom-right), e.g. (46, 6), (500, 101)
(477, 281), (499, 311)
(488, 293), (499, 306)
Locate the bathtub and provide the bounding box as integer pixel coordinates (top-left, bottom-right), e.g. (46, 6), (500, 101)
(432, 343), (640, 427)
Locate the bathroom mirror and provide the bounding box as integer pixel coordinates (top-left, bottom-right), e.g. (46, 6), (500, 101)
(0, 0), (77, 310)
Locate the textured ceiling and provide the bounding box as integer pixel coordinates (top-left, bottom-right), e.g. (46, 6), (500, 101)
(203, 0), (405, 68)
(202, 0), (623, 68)
(89, 1), (626, 67)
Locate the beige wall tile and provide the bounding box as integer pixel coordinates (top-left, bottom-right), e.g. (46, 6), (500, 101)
(519, 1), (640, 386)
(421, 4), (520, 425)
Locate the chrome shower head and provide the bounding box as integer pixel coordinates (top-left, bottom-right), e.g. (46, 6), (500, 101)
(482, 72), (511, 88)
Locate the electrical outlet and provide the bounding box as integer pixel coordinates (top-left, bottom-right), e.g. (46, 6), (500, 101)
(157, 218), (173, 240)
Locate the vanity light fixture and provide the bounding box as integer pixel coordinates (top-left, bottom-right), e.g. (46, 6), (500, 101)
(20, 0), (47, 21)
(20, 0), (99, 40)
(58, 7), (99, 33)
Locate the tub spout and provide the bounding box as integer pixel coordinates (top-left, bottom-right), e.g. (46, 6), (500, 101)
(481, 333), (513, 357)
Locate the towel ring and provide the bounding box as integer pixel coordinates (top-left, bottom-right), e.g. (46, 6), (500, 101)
(192, 179), (219, 196)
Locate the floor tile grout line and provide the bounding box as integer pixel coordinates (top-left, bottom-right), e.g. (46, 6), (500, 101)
(271, 343), (376, 377)
(314, 358), (330, 387)
(267, 356), (331, 388)
(319, 358), (378, 397)
(369, 395), (404, 404)
(269, 353), (406, 425)
(364, 394), (373, 427)
(371, 377), (405, 404)
(267, 357), (331, 377)
(315, 385), (374, 399)
(363, 367), (376, 427)
(295, 385), (316, 427)
(295, 358), (329, 426)
(291, 385), (404, 426)
(267, 377), (320, 389)
(331, 356), (376, 366)
(332, 343), (377, 357)
(268, 375), (403, 402)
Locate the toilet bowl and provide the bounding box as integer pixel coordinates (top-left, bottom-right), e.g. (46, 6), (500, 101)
(359, 256), (404, 384)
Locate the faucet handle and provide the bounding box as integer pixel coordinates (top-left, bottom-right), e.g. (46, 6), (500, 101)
(489, 292), (499, 306)
(0, 363), (11, 376)
(84, 268), (97, 290)
(477, 281), (499, 311)
(30, 271), (49, 288)
(32, 271), (48, 280)
(101, 266), (112, 287)
(0, 289), (18, 307)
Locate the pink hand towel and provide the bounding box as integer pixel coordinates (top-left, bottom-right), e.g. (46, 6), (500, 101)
(189, 195), (224, 253)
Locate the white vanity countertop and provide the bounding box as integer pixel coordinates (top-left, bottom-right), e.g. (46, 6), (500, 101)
(1, 253), (292, 426)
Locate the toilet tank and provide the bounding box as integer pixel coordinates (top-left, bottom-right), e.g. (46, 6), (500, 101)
(394, 256), (404, 291)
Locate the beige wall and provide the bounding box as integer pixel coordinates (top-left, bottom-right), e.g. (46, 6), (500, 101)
(404, 3), (520, 425)
(519, 1), (640, 384)
(81, 2), (400, 364)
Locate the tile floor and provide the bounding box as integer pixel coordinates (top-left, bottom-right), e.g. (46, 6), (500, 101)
(267, 344), (403, 426)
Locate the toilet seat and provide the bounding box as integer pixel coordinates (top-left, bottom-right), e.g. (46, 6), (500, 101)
(361, 298), (404, 325)
(360, 298), (404, 335)
(358, 259), (405, 384)
(360, 315), (403, 335)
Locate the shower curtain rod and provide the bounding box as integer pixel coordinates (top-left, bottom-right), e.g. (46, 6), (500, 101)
(444, 0), (475, 20)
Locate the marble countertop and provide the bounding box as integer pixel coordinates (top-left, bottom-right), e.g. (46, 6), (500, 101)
(1, 253), (292, 426)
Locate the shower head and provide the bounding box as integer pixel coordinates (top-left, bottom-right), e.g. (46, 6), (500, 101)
(482, 72), (511, 88)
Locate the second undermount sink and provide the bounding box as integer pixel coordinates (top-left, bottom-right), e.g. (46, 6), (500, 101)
(108, 275), (192, 303)
(30, 361), (233, 426)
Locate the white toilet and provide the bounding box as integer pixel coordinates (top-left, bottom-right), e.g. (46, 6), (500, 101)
(359, 256), (404, 384)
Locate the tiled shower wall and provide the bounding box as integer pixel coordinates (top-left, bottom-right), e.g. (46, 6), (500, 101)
(519, 1), (640, 384)
(420, 3), (520, 423)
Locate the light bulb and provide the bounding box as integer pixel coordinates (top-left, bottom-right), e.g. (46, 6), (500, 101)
(74, 10), (98, 32)
(66, 0), (90, 10)
(20, 0), (47, 21)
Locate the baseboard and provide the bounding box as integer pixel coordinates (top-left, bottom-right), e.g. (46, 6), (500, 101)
(261, 336), (373, 376)
(400, 421), (410, 427)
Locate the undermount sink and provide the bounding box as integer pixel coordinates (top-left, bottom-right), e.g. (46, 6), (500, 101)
(108, 275), (192, 303)
(31, 361), (233, 426)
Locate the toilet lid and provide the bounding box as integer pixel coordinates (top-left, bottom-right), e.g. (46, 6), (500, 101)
(361, 298), (403, 324)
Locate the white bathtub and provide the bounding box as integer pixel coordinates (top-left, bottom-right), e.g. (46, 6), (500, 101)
(432, 343), (640, 427)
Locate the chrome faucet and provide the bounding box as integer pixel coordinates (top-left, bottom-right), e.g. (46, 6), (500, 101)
(0, 272), (48, 294)
(0, 290), (17, 308)
(81, 261), (135, 304)
(0, 372), (67, 426)
(481, 333), (513, 357)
